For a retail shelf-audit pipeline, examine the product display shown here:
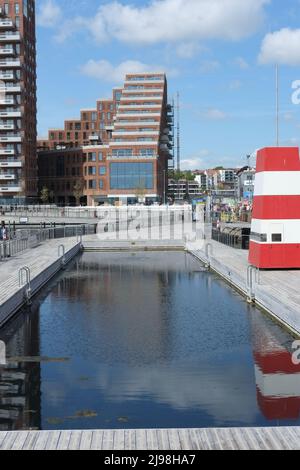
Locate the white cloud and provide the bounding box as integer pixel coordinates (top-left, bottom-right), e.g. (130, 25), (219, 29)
(235, 57), (250, 69)
(176, 42), (203, 59)
(57, 0), (270, 45)
(199, 60), (220, 73)
(259, 28), (300, 65)
(81, 59), (166, 83)
(201, 108), (228, 120)
(37, 0), (62, 27)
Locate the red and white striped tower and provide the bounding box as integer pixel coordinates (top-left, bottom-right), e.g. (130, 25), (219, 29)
(249, 147), (300, 269)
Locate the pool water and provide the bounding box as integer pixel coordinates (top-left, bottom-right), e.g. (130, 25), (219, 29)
(0, 251), (299, 431)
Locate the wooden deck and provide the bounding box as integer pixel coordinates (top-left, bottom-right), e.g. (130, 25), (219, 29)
(0, 427), (299, 450)
(189, 238), (300, 336)
(0, 238), (81, 327)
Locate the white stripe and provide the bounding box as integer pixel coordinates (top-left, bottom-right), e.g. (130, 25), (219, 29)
(255, 365), (300, 397)
(254, 171), (300, 196)
(251, 218), (300, 244)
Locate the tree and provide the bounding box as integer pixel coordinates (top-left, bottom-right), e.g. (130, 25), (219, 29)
(135, 179), (147, 203)
(73, 180), (84, 206)
(40, 186), (49, 204)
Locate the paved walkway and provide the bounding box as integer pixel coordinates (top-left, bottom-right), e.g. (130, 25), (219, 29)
(0, 427), (299, 450)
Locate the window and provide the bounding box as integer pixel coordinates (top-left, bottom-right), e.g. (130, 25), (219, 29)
(99, 166), (106, 175)
(250, 232), (267, 243)
(88, 166), (96, 176)
(88, 180), (96, 189)
(91, 112), (97, 121)
(99, 103), (103, 111)
(75, 123), (81, 130)
(139, 149), (155, 157)
(4, 3), (9, 15)
(112, 149), (133, 158)
(98, 152), (103, 161)
(99, 180), (104, 189)
(88, 152), (96, 162)
(110, 162), (153, 190)
(272, 234), (282, 242)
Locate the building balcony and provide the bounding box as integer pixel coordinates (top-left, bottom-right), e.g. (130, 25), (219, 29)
(118, 104), (162, 110)
(0, 71), (14, 79)
(0, 185), (21, 192)
(105, 125), (114, 131)
(112, 131), (159, 137)
(0, 46), (14, 55)
(0, 173), (15, 180)
(107, 154), (157, 161)
(110, 141), (158, 147)
(0, 148), (14, 155)
(124, 79), (164, 86)
(0, 32), (20, 42)
(0, 85), (21, 93)
(0, 160), (22, 167)
(0, 98), (14, 105)
(0, 59), (21, 68)
(0, 110), (21, 118)
(116, 113), (161, 118)
(120, 96), (163, 102)
(123, 88), (164, 94)
(0, 124), (15, 130)
(0, 135), (22, 143)
(115, 121), (159, 127)
(0, 20), (14, 29)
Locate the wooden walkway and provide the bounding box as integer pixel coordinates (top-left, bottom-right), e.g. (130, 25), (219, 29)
(190, 238), (300, 336)
(0, 237), (81, 327)
(0, 427), (299, 450)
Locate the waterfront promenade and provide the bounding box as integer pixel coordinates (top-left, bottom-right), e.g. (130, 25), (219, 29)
(0, 427), (299, 450)
(190, 238), (300, 336)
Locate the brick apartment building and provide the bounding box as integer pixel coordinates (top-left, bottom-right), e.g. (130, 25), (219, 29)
(38, 73), (173, 206)
(0, 0), (37, 204)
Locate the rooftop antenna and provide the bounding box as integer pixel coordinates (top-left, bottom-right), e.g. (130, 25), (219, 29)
(176, 92), (181, 172)
(276, 64), (279, 147)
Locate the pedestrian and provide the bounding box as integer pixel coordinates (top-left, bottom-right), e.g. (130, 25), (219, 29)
(0, 221), (7, 241)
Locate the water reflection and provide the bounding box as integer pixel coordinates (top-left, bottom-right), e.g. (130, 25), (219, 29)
(0, 252), (299, 430)
(251, 313), (300, 421)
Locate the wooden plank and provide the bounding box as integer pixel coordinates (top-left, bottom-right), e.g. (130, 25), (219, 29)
(177, 429), (191, 450)
(194, 429), (211, 450)
(0, 431), (18, 450)
(56, 430), (72, 450)
(22, 431), (39, 450)
(215, 428), (235, 451)
(44, 431), (61, 450)
(68, 431), (82, 451)
(156, 429), (170, 450)
(79, 430), (93, 450)
(114, 430), (125, 450)
(124, 429), (136, 450)
(167, 429), (181, 450)
(0, 432), (7, 448)
(32, 431), (49, 451)
(10, 431), (29, 451)
(146, 429), (159, 450)
(136, 429), (147, 450)
(90, 430), (104, 450)
(270, 428), (293, 450)
(102, 429), (115, 450)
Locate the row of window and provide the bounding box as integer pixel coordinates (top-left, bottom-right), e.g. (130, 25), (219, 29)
(110, 162), (153, 190)
(111, 148), (155, 157)
(84, 166), (106, 176)
(250, 232), (282, 243)
(86, 180), (105, 190)
(83, 152), (104, 162)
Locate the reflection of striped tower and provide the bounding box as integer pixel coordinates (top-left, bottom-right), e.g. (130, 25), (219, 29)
(251, 314), (300, 420)
(249, 147), (300, 269)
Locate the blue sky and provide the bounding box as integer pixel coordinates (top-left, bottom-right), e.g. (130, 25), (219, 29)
(36, 0), (300, 169)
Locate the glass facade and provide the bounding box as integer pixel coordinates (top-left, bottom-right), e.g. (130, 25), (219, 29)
(110, 162), (154, 190)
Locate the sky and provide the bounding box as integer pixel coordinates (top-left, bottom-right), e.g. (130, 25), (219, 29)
(36, 0), (300, 170)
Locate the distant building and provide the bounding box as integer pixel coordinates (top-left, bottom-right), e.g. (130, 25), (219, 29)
(168, 179), (202, 202)
(0, 1), (37, 204)
(236, 166), (255, 202)
(38, 73), (173, 205)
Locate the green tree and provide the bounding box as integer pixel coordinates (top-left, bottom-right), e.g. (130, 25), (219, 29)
(73, 180), (84, 206)
(40, 186), (49, 204)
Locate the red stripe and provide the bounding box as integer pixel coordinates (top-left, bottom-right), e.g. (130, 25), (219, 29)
(254, 352), (300, 374)
(256, 147), (300, 173)
(249, 242), (300, 269)
(256, 388), (300, 420)
(252, 195), (300, 219)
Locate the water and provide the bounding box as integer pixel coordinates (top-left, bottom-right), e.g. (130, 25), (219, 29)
(0, 251), (299, 431)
